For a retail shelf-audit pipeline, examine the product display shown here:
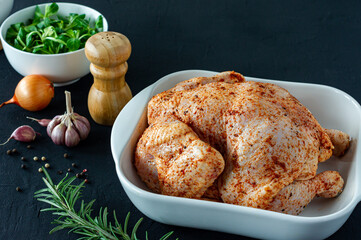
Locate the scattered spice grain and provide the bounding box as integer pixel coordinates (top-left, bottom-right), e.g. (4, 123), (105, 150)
(26, 145), (32, 149)
(11, 148), (17, 154)
(41, 156), (46, 161)
(6, 150), (11, 155)
(33, 156), (39, 161)
(16, 187), (22, 192)
(64, 153), (69, 158)
(45, 163), (50, 168)
(38, 168), (43, 173)
(21, 157), (26, 161)
(21, 164), (26, 169)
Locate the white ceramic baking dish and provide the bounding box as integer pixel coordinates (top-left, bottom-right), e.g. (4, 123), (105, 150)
(110, 70), (361, 240)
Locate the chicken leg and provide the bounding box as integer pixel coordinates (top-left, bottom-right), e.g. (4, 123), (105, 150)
(266, 171), (344, 215)
(135, 119), (224, 199)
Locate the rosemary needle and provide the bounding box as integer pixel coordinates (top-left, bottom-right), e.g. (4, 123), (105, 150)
(34, 168), (176, 240)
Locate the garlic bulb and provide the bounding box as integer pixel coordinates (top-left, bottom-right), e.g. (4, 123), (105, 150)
(47, 91), (90, 147)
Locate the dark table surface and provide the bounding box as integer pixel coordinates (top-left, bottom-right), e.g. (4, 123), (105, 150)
(1, 0), (360, 239)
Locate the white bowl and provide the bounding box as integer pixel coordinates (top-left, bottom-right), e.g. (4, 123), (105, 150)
(0, 2), (108, 86)
(0, 0), (13, 24)
(111, 70), (361, 240)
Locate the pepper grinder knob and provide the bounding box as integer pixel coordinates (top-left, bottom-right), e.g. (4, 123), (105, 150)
(85, 31), (132, 126)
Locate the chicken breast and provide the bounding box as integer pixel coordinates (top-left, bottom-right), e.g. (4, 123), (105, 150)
(218, 81), (333, 209)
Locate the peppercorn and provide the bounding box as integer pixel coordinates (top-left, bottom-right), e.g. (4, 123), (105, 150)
(64, 153), (69, 158)
(72, 163), (77, 167)
(11, 148), (17, 154)
(27, 145), (32, 149)
(79, 172), (84, 177)
(38, 168), (43, 173)
(21, 157), (26, 161)
(67, 168), (72, 172)
(21, 164), (26, 169)
(45, 163), (50, 168)
(16, 187), (22, 192)
(83, 169), (87, 173)
(33, 156), (39, 161)
(41, 156), (46, 161)
(76, 173), (80, 178)
(84, 179), (89, 184)
(57, 170), (63, 175)
(6, 149), (11, 155)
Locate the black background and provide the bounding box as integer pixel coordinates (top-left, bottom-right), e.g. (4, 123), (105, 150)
(1, 0), (360, 239)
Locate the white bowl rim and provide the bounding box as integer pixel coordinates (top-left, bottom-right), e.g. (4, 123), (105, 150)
(111, 69), (361, 225)
(0, 2), (108, 57)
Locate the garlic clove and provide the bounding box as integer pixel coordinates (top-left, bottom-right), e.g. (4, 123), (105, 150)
(73, 113), (91, 130)
(0, 125), (37, 145)
(47, 115), (62, 137)
(51, 123), (66, 145)
(27, 117), (52, 127)
(65, 124), (81, 147)
(73, 119), (90, 140)
(13, 125), (37, 142)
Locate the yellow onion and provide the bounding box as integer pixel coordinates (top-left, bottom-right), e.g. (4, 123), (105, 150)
(0, 75), (54, 111)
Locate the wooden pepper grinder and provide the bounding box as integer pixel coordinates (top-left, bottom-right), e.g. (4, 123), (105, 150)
(85, 32), (132, 126)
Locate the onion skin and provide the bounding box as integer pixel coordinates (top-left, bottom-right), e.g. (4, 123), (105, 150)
(0, 75), (54, 111)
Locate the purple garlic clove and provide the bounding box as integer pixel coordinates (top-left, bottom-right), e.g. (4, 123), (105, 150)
(73, 113), (90, 129)
(51, 123), (66, 145)
(47, 115), (62, 137)
(65, 124), (81, 147)
(73, 113), (91, 130)
(26, 117), (52, 127)
(72, 119), (90, 140)
(0, 125), (37, 145)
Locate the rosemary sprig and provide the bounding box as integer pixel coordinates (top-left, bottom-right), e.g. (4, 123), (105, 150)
(34, 168), (175, 240)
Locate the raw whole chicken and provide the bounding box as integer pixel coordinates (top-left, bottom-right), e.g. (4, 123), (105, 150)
(135, 71), (350, 215)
